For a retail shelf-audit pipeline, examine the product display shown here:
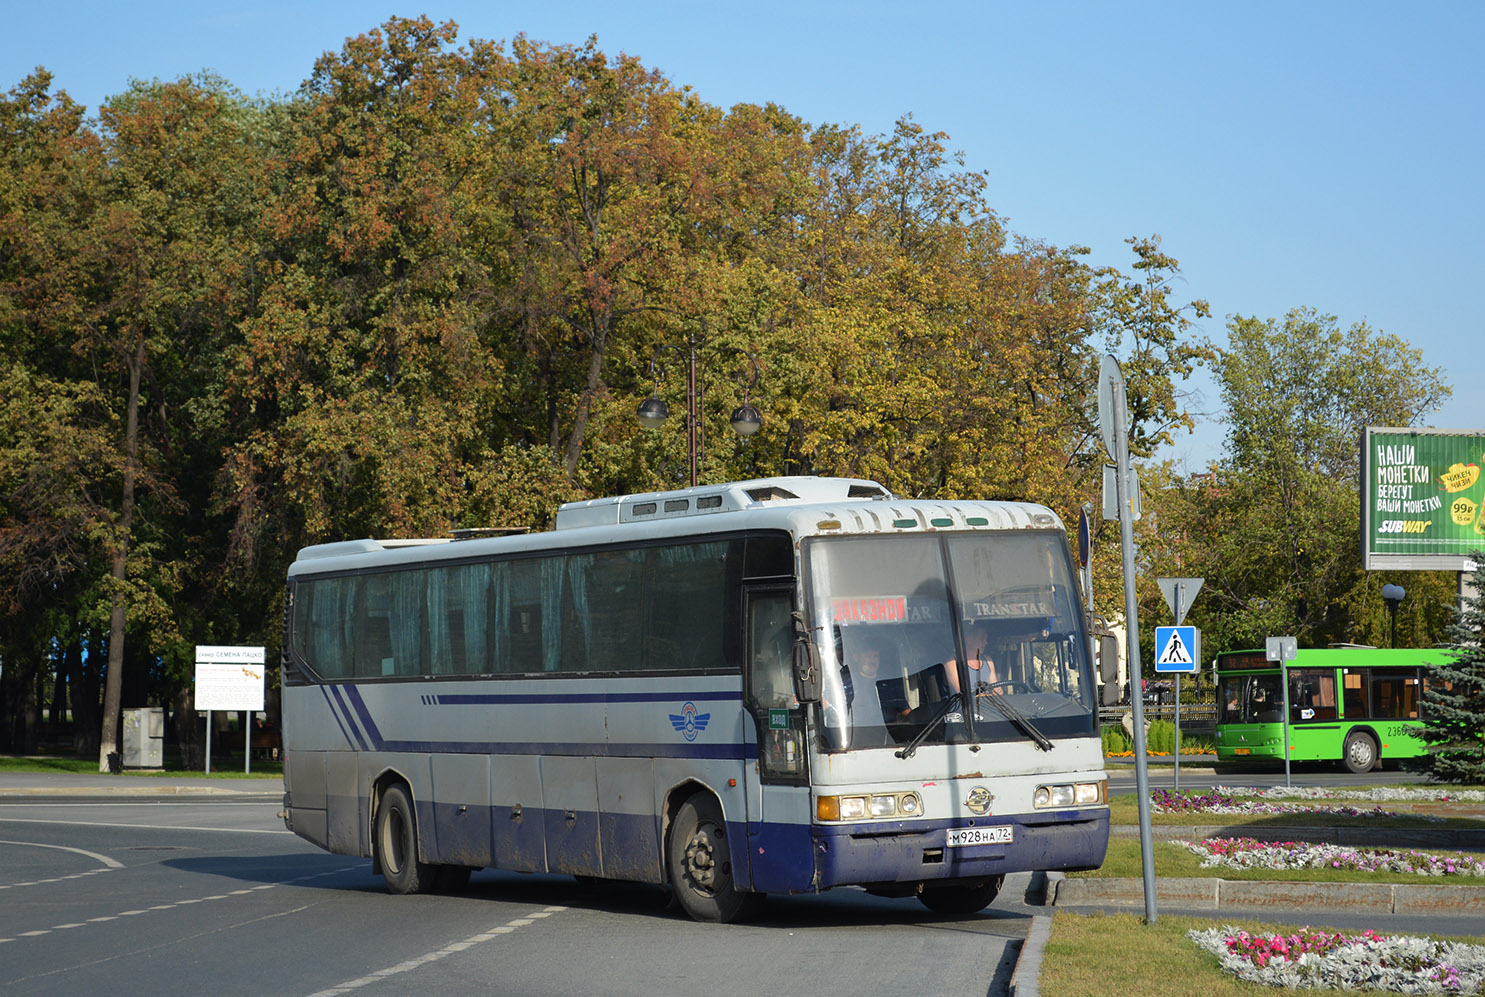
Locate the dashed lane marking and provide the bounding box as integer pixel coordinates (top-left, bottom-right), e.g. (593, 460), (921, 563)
(0, 866), (356, 945)
(306, 907), (570, 996)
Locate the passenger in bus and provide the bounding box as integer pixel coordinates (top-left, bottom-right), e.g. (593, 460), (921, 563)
(945, 622), (1005, 696)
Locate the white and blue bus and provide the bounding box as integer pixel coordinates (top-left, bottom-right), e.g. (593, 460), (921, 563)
(280, 476), (1108, 921)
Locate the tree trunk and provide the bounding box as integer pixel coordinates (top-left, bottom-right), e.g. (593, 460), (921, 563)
(99, 339), (143, 773)
(561, 327), (609, 481)
(172, 685), (205, 770)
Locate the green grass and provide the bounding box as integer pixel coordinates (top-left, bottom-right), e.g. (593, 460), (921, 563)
(0, 755), (281, 779)
(1040, 911), (1476, 997)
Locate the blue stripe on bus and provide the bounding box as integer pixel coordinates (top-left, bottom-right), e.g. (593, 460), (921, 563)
(343, 685), (385, 749)
(325, 686), (369, 751)
(369, 738), (750, 760)
(323, 686), (748, 757)
(429, 690), (745, 706)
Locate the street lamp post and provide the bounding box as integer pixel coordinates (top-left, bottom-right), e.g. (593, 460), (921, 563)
(636, 332), (761, 487)
(1382, 583), (1406, 648)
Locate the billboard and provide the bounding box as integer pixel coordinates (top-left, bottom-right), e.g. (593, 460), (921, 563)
(1362, 427), (1485, 570)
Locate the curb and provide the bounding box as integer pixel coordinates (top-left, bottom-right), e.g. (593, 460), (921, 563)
(1009, 914), (1052, 997)
(1048, 874), (1485, 913)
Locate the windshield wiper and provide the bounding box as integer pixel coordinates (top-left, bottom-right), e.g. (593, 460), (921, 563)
(977, 691), (1054, 751)
(894, 692), (961, 760)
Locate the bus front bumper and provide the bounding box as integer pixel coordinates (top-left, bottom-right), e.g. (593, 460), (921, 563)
(808, 807), (1109, 891)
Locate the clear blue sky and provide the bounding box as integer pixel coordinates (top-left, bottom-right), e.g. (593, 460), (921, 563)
(7, 2), (1481, 469)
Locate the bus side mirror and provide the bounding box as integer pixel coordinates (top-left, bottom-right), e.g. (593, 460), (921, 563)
(1098, 635), (1119, 683)
(793, 639), (822, 703)
(1098, 634), (1120, 705)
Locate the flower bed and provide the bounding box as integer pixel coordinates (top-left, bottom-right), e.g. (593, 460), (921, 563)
(1174, 837), (1485, 877)
(1189, 925), (1485, 993)
(1151, 787), (1420, 819)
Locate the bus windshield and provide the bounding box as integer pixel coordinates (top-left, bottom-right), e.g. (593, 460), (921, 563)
(806, 532), (1096, 752)
(1219, 674), (1285, 724)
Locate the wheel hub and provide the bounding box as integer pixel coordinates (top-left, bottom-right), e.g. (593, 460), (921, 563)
(684, 826), (722, 893)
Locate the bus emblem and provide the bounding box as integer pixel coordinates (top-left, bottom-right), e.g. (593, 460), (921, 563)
(965, 787), (994, 815)
(669, 702), (711, 741)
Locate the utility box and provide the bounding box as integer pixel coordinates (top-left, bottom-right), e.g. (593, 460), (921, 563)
(122, 707), (164, 769)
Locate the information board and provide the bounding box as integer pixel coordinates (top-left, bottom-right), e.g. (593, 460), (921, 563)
(194, 646), (266, 712)
(1362, 427), (1485, 570)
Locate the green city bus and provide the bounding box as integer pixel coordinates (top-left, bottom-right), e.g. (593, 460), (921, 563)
(1213, 647), (1454, 774)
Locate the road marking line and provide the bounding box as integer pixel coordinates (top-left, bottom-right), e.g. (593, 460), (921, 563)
(0, 838), (124, 868)
(0, 864), (363, 945)
(305, 906), (570, 995)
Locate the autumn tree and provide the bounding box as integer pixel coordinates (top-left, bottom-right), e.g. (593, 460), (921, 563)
(224, 17), (513, 567)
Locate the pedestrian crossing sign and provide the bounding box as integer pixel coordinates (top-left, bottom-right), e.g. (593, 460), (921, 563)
(1154, 625), (1199, 673)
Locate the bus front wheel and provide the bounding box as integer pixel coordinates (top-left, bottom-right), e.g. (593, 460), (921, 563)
(918, 875), (1004, 915)
(666, 795), (763, 923)
(1343, 732), (1378, 774)
(376, 784), (434, 894)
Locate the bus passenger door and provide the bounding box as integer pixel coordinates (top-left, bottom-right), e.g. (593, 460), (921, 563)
(741, 588), (813, 893)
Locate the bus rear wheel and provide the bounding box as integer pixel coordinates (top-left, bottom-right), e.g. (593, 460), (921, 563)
(376, 784), (434, 894)
(918, 875), (1004, 915)
(1343, 732), (1378, 774)
(667, 795), (763, 923)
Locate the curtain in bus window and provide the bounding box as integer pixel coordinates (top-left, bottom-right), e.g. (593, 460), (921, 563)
(459, 562), (492, 674)
(647, 542), (729, 672)
(425, 564), (489, 676)
(354, 575), (395, 677)
(425, 566), (454, 674)
(390, 569), (424, 676)
(300, 578), (355, 679)
(540, 556), (563, 672)
(487, 561), (507, 674)
(567, 549), (649, 673)
(502, 559), (549, 674)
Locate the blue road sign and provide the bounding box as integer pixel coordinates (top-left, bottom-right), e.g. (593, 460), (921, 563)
(1154, 626), (1199, 673)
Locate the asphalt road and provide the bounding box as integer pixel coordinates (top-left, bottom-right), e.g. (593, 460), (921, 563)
(0, 782), (1041, 997)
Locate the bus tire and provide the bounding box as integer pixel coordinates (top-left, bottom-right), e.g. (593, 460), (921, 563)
(1343, 732), (1378, 774)
(666, 795), (763, 923)
(376, 784), (434, 894)
(918, 875), (1004, 915)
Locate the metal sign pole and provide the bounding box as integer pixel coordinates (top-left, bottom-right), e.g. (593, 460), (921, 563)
(1172, 588), (1182, 792)
(1281, 658), (1292, 789)
(1102, 355), (1157, 924)
(205, 711), (212, 775)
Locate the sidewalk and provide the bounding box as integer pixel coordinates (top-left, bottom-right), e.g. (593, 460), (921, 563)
(0, 771), (277, 796)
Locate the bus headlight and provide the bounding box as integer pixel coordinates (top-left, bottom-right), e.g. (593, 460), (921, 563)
(1033, 781), (1105, 808)
(817, 791), (926, 822)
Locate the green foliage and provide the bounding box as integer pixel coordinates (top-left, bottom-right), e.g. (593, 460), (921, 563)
(0, 18), (1223, 756)
(1138, 309), (1455, 659)
(1419, 553), (1485, 784)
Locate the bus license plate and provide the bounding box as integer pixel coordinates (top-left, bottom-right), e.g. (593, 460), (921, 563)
(1234, 747), (1251, 755)
(947, 825), (1013, 847)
